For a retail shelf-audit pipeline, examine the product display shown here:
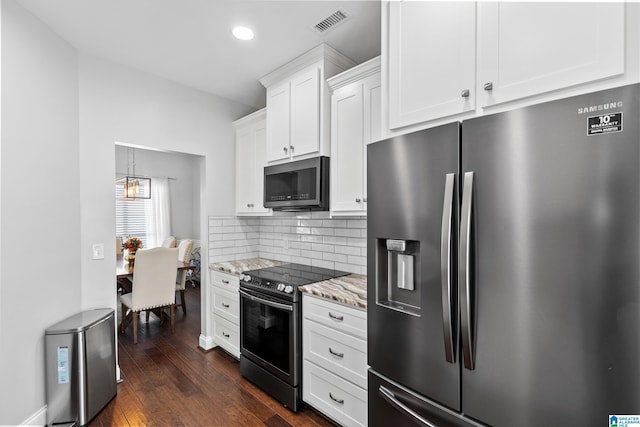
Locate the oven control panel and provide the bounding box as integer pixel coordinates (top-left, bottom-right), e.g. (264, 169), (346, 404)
(241, 275), (294, 294)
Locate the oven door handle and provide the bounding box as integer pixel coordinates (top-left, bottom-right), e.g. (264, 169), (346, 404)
(239, 289), (294, 312)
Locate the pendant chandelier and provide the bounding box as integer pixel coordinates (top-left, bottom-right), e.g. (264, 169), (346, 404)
(116, 148), (151, 200)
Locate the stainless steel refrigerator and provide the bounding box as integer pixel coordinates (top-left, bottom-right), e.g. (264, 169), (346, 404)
(367, 84), (640, 426)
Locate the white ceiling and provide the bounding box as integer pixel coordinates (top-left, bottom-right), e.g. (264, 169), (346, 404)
(17, 0), (382, 109)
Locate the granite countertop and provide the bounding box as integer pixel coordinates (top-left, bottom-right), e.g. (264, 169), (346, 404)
(209, 257), (286, 275)
(299, 273), (367, 309)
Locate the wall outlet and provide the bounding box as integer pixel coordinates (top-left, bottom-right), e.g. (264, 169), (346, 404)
(92, 243), (105, 260)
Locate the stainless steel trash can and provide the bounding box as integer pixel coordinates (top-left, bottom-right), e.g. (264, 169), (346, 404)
(45, 309), (117, 426)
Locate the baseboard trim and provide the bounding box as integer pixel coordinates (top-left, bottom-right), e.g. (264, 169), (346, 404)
(199, 334), (216, 350)
(20, 405), (46, 426)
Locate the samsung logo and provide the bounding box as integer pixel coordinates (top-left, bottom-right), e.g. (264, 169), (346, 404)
(578, 101), (623, 114)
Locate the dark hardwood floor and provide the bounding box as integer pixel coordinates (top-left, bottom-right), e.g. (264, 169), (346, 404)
(90, 285), (336, 427)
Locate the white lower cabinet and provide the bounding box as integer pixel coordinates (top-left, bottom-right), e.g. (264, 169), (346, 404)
(303, 363), (368, 427)
(302, 294), (367, 426)
(211, 271), (240, 358)
(212, 315), (240, 358)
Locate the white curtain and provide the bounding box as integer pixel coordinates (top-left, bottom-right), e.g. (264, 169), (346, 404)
(144, 177), (172, 248)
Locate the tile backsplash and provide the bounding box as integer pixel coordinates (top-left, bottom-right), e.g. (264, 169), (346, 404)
(208, 213), (367, 274)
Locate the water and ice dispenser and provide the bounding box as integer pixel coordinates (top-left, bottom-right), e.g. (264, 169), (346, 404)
(376, 238), (421, 316)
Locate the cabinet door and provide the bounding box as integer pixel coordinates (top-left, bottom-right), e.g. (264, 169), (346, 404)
(251, 122), (270, 214)
(235, 129), (254, 214)
(331, 83), (365, 214)
(290, 67), (321, 157)
(477, 2), (625, 108)
(266, 81), (291, 162)
(388, 1), (476, 129)
(363, 73), (382, 205)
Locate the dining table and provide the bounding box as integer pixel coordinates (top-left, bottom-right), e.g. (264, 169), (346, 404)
(116, 255), (195, 280)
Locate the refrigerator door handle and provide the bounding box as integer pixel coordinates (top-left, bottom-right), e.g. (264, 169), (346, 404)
(440, 173), (456, 363)
(379, 386), (437, 427)
(460, 171), (475, 370)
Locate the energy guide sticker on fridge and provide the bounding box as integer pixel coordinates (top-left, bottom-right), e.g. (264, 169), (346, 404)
(57, 346), (69, 384)
(587, 112), (623, 135)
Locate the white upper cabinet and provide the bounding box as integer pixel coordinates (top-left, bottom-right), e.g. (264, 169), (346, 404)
(384, 1), (637, 134)
(265, 82), (291, 162)
(290, 67), (321, 158)
(477, 2), (625, 108)
(328, 57), (381, 216)
(388, 1), (476, 130)
(234, 109), (271, 216)
(261, 44), (356, 164)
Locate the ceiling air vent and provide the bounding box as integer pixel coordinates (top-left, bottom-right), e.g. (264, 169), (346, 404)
(312, 9), (350, 34)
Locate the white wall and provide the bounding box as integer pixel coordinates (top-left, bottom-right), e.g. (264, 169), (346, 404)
(115, 145), (201, 240)
(0, 0), (80, 424)
(78, 52), (252, 311)
(0, 2), (253, 423)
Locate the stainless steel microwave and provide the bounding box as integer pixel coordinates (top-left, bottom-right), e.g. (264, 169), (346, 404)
(263, 156), (329, 211)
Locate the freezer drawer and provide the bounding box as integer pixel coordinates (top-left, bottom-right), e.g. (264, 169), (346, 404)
(368, 370), (486, 427)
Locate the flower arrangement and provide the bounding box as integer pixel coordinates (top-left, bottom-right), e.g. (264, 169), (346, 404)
(123, 236), (143, 253)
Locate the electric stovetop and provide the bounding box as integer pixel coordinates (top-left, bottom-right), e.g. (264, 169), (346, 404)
(241, 263), (349, 301)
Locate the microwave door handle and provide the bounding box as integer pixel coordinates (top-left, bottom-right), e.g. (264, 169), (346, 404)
(239, 289), (293, 312)
(440, 173), (456, 364)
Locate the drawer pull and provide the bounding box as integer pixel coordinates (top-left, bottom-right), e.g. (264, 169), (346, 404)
(329, 347), (344, 358)
(222, 332), (230, 338)
(222, 303), (230, 308)
(329, 392), (344, 405)
(221, 279), (230, 284)
(328, 312), (344, 321)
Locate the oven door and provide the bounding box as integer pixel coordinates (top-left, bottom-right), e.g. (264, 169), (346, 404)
(239, 287), (300, 386)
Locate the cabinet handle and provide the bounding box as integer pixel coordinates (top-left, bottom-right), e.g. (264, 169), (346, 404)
(222, 303), (230, 308)
(328, 312), (344, 321)
(328, 347), (344, 358)
(222, 332), (230, 338)
(461, 89), (470, 98)
(290, 145), (295, 152)
(329, 392), (344, 405)
(222, 279), (230, 284)
(355, 198), (362, 203)
(483, 82), (493, 91)
(247, 203), (251, 208)
(283, 146), (288, 153)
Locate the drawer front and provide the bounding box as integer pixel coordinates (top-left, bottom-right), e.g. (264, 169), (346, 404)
(303, 361), (367, 427)
(303, 294), (366, 339)
(212, 271), (239, 292)
(212, 287), (239, 324)
(303, 319), (367, 389)
(213, 314), (240, 359)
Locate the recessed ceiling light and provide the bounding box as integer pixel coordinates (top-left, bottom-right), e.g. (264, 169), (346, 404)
(232, 26), (254, 41)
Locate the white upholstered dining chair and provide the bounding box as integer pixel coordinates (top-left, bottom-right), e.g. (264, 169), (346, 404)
(175, 239), (193, 314)
(161, 236), (176, 248)
(118, 247), (179, 344)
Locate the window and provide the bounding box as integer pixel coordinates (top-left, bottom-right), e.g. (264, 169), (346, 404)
(116, 177), (171, 249)
(116, 186), (149, 245)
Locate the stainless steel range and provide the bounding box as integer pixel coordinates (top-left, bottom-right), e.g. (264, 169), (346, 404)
(239, 263), (348, 412)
